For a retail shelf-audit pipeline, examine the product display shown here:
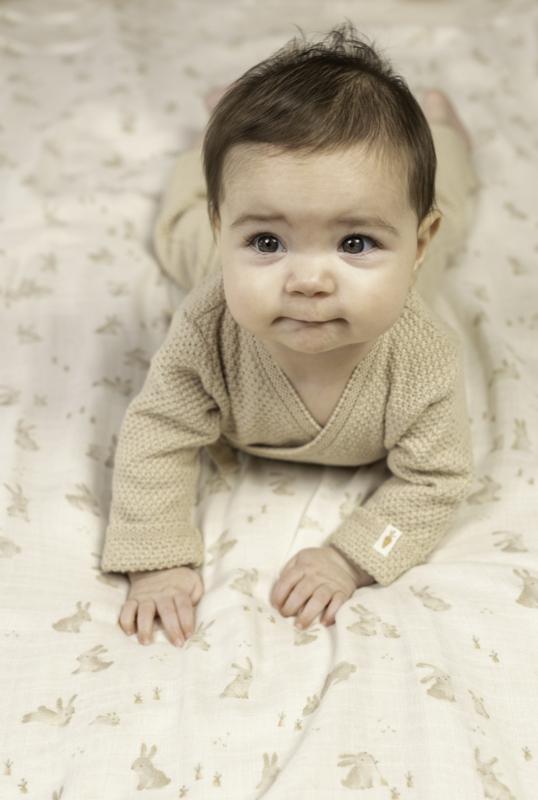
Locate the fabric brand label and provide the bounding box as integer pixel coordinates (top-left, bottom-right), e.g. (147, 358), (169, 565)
(373, 524), (403, 557)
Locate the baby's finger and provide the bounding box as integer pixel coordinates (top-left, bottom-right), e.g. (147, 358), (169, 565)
(155, 597), (185, 647)
(280, 580), (313, 618)
(174, 594), (195, 639)
(189, 572), (204, 606)
(119, 600), (138, 636)
(321, 591), (347, 626)
(295, 585), (333, 629)
(136, 599), (156, 645)
(271, 566), (303, 610)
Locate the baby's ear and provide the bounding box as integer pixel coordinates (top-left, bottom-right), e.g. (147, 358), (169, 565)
(414, 209), (442, 270)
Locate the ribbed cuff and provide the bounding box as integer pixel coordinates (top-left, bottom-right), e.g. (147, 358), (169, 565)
(324, 507), (429, 587)
(100, 526), (204, 574)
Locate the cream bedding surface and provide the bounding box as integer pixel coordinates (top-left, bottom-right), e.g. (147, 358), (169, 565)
(1, 1), (537, 798)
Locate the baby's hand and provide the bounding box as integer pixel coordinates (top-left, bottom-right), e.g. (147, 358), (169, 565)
(120, 566), (203, 647)
(270, 546), (375, 630)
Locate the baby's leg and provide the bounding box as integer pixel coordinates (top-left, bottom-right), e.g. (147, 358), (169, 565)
(152, 87), (229, 292)
(413, 90), (479, 302)
(152, 145), (219, 292)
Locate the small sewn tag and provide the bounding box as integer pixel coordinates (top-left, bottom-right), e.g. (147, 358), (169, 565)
(373, 524), (403, 557)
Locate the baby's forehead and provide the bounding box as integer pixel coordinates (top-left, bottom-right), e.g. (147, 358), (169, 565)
(221, 140), (411, 218)
(224, 139), (405, 175)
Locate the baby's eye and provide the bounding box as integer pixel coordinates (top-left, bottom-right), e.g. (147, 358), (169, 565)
(243, 232), (379, 255)
(246, 233), (283, 254)
(340, 234), (378, 255)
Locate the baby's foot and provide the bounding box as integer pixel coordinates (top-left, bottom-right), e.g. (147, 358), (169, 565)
(420, 88), (472, 151)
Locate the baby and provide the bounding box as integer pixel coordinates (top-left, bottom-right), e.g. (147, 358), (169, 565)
(100, 22), (476, 647)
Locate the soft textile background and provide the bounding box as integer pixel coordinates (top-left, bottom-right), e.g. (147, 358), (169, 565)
(1, 1), (537, 798)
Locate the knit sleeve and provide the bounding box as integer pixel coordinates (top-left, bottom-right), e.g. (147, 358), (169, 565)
(100, 310), (222, 574)
(152, 146), (221, 291)
(324, 344), (474, 586)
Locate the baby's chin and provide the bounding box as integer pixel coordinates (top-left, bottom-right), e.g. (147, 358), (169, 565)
(236, 315), (362, 354)
(267, 330), (356, 357)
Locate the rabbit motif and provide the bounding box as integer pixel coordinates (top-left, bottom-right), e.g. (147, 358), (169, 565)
(72, 644), (113, 674)
(65, 483), (101, 516)
(337, 752), (388, 789)
(513, 568), (538, 607)
(22, 695), (77, 726)
(409, 585), (451, 611)
(5, 483), (29, 521)
(52, 601), (91, 632)
(492, 531), (527, 553)
(487, 358), (519, 388)
(474, 748), (516, 800)
(268, 471), (296, 495)
(294, 624), (320, 645)
(229, 568), (258, 597)
(220, 657), (253, 699)
(511, 418), (531, 451)
(302, 694), (320, 715)
(347, 603), (382, 636)
(131, 743), (171, 790)
(185, 619), (214, 650)
(15, 419), (39, 450)
(468, 690), (490, 719)
(255, 752), (280, 798)
(416, 663), (456, 701)
(206, 529), (237, 565)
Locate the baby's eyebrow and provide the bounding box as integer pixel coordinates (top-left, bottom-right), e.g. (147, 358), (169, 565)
(230, 212), (399, 237)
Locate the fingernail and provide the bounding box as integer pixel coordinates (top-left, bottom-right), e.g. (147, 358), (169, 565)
(174, 639), (183, 647)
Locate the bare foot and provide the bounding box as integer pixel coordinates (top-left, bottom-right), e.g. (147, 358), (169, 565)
(420, 89), (472, 151)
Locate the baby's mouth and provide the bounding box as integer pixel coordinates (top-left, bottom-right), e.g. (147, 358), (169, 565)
(278, 317), (340, 325)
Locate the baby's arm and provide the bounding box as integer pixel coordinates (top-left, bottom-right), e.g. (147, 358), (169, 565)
(324, 341), (474, 586)
(101, 309), (222, 644)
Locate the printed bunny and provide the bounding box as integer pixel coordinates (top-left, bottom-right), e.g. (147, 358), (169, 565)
(255, 752), (280, 797)
(5, 483), (29, 521)
(52, 601), (91, 632)
(474, 748), (516, 800)
(130, 743), (171, 790)
(337, 752), (388, 789)
(22, 695), (77, 726)
(220, 657), (253, 698)
(416, 662), (456, 701)
(72, 644), (113, 674)
(410, 585), (451, 611)
(514, 568), (538, 607)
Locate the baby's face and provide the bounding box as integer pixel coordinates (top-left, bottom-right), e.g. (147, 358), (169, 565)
(213, 141), (439, 374)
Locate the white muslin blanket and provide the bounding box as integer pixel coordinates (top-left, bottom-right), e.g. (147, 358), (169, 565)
(1, 1), (537, 798)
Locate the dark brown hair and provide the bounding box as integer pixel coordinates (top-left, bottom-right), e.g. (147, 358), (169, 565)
(202, 19), (437, 231)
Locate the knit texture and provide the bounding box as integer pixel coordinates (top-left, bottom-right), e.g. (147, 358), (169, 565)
(101, 271), (474, 585)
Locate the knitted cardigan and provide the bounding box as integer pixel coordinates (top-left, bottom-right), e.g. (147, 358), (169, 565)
(100, 270), (474, 586)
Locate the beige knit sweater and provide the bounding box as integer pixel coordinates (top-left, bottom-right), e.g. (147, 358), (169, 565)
(100, 269), (474, 586)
